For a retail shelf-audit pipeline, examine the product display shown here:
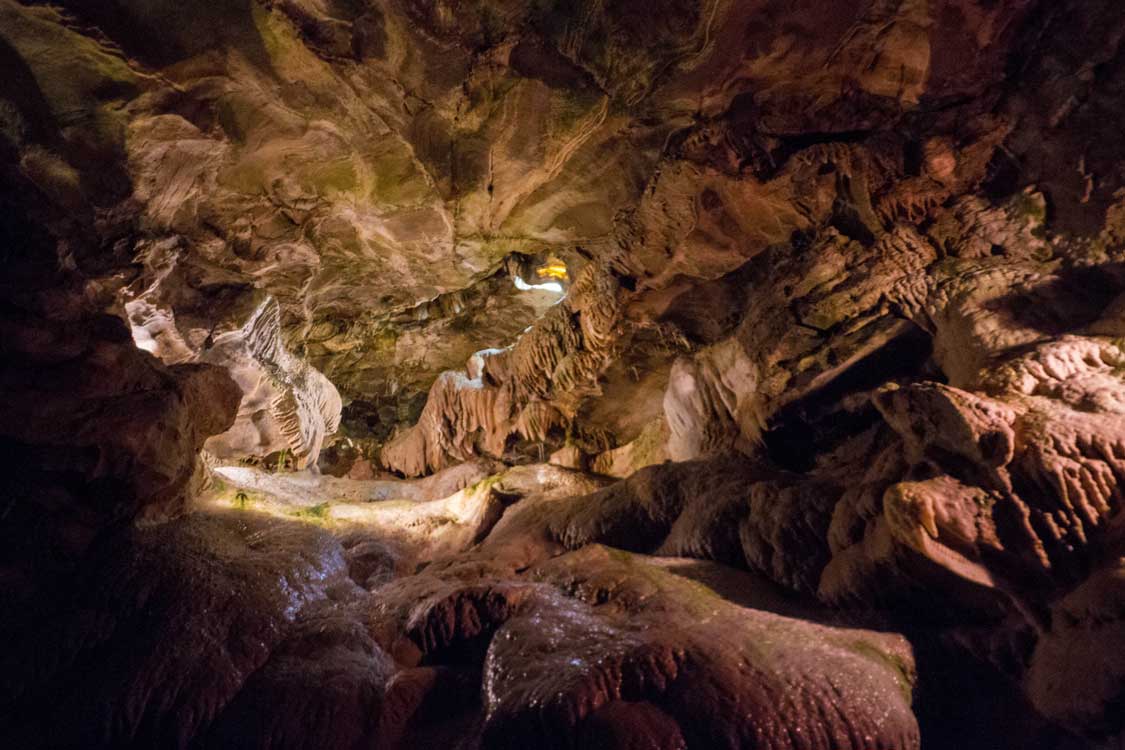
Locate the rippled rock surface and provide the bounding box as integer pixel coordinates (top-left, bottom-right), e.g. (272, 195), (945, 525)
(0, 499), (919, 750)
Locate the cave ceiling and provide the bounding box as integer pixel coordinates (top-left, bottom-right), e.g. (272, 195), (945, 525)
(10, 0), (1113, 469)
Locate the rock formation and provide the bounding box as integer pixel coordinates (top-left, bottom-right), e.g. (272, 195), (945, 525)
(2, 0), (1125, 747)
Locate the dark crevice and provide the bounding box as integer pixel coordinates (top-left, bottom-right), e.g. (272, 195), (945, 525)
(763, 324), (935, 473)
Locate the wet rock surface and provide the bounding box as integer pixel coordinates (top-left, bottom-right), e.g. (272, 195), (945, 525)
(0, 497), (920, 750)
(2, 0), (1125, 746)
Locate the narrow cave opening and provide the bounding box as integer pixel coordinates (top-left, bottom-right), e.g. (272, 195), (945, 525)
(507, 252), (571, 297)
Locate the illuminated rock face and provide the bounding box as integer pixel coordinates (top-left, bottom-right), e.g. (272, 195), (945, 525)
(0, 471), (920, 750)
(2, 0), (1125, 747)
(127, 287), (343, 468)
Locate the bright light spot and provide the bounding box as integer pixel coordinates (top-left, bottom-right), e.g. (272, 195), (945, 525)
(131, 326), (159, 353)
(213, 466), (262, 484)
(514, 276), (564, 294)
(536, 260), (569, 281)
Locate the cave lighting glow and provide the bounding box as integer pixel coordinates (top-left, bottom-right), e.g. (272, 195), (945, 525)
(535, 260), (569, 281)
(131, 326), (159, 353)
(514, 276), (564, 294)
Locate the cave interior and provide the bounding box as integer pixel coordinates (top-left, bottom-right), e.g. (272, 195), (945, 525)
(2, 0), (1125, 748)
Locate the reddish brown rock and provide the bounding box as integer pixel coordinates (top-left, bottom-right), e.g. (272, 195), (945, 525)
(0, 310), (240, 561)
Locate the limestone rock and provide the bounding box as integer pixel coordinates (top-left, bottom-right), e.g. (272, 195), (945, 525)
(4, 0), (1125, 745)
(1026, 545), (1125, 736)
(199, 297), (342, 469)
(483, 546), (919, 750)
(0, 310), (241, 567)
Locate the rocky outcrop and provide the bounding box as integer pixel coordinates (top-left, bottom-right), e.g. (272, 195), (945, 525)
(380, 260), (621, 474)
(0, 311), (241, 546)
(0, 135), (242, 608)
(0, 493), (919, 750)
(199, 296), (342, 468)
(493, 546), (917, 750)
(1026, 540), (1125, 736)
(122, 252), (343, 468)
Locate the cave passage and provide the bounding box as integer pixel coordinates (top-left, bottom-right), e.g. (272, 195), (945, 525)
(2, 1), (1125, 748)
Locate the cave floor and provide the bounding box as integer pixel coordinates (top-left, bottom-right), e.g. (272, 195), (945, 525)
(2, 461), (932, 749)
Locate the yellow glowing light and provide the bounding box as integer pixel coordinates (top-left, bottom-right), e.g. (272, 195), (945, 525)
(535, 261), (568, 281)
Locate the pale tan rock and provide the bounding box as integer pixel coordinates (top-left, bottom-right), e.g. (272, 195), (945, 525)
(199, 297), (342, 469)
(590, 418), (670, 478)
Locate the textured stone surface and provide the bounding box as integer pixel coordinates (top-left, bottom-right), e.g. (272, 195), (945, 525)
(0, 499), (919, 750)
(0, 0), (1059, 456)
(1026, 541), (1125, 736)
(3, 0), (1125, 746)
(0, 303), (241, 596)
(197, 296), (342, 468)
